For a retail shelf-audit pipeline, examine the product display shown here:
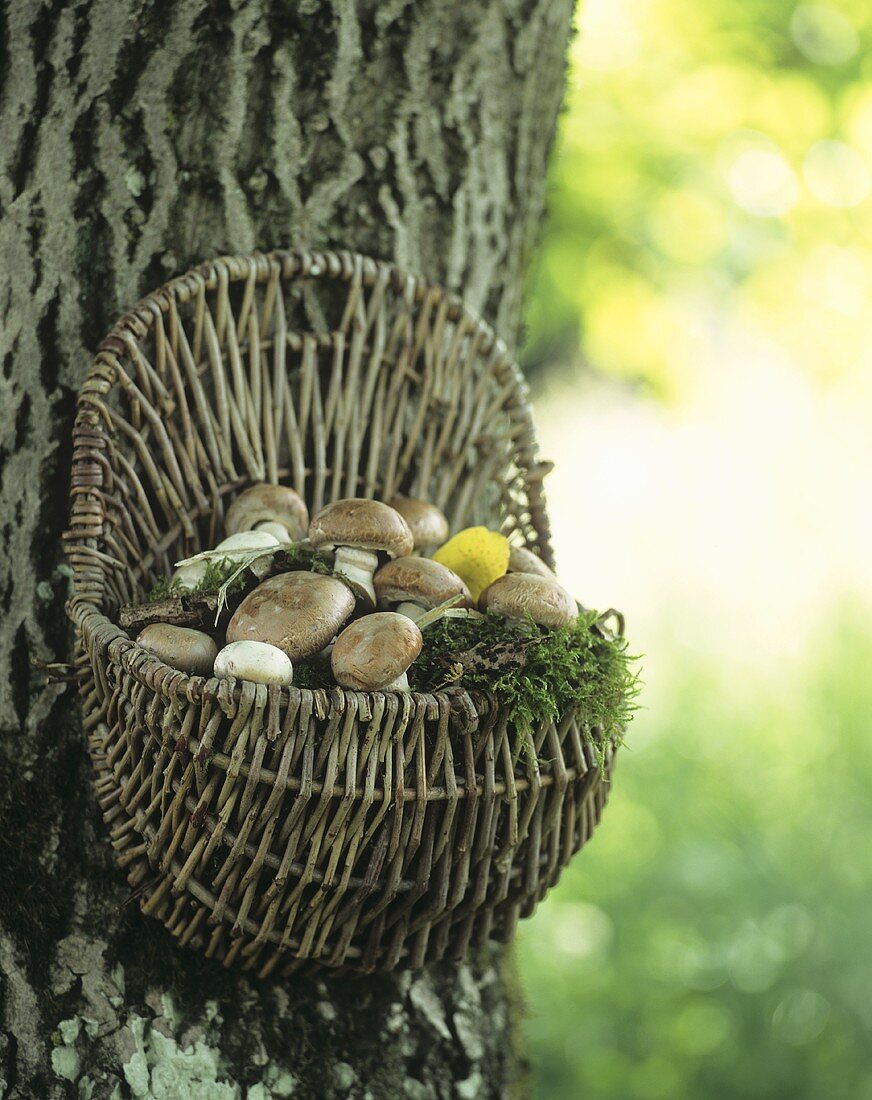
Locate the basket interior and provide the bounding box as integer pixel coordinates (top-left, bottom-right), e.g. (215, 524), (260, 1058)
(70, 250), (553, 617)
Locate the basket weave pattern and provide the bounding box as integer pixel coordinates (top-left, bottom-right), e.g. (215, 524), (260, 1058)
(66, 249), (613, 974)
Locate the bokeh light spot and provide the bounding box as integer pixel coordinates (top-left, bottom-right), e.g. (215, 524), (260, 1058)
(727, 145), (800, 217)
(772, 989), (831, 1045)
(670, 999), (735, 1055)
(575, 0), (643, 72)
(790, 4), (859, 67)
(649, 188), (728, 264)
(803, 139), (871, 206)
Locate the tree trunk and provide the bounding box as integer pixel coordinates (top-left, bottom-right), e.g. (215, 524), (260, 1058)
(0, 2), (572, 1096)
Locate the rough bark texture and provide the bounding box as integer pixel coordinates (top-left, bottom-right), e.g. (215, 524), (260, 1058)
(0, 1), (573, 1096)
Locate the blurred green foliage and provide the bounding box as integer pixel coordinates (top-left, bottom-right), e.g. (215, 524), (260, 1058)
(519, 612), (872, 1098)
(518, 0), (872, 1093)
(524, 0), (872, 395)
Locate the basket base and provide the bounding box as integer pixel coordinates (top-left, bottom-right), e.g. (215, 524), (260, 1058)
(88, 709), (613, 977)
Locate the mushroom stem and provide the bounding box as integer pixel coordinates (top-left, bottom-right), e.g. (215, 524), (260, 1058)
(411, 594), (470, 630)
(333, 546), (379, 605)
(381, 671), (410, 692)
(393, 598), (472, 623)
(395, 600), (426, 622)
(254, 520), (294, 545)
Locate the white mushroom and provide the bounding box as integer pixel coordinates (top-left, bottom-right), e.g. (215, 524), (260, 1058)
(215, 529), (282, 565)
(214, 640), (293, 686)
(172, 559), (208, 592)
(252, 520), (294, 546)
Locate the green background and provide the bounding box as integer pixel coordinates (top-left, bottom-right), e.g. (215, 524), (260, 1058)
(518, 1), (872, 1095)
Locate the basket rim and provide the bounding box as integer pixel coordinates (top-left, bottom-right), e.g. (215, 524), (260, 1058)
(65, 246), (555, 708)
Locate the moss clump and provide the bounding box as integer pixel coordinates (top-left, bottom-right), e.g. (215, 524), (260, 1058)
(146, 574), (176, 602)
(280, 543), (334, 576)
(292, 656), (335, 690)
(410, 610), (638, 768)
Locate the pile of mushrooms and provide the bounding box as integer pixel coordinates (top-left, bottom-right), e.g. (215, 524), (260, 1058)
(129, 483), (579, 692)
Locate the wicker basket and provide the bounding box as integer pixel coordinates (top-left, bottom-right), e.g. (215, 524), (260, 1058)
(65, 249), (614, 975)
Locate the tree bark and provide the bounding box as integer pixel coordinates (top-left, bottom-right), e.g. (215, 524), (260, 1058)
(0, 2), (573, 1096)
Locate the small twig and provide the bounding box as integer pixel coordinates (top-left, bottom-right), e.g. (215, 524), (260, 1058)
(214, 551), (271, 624)
(592, 608), (625, 641)
(174, 545), (277, 569)
(118, 875), (163, 911)
(29, 657), (86, 684)
(431, 662), (464, 691)
(118, 594), (222, 632)
(415, 594), (470, 630)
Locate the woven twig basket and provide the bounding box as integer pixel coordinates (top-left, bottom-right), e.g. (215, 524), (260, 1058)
(65, 249), (614, 975)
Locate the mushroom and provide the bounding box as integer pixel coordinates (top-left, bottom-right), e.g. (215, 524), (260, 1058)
(508, 543), (554, 579)
(386, 495), (449, 555)
(172, 529), (281, 591)
(214, 640), (294, 686)
(432, 526), (510, 602)
(172, 561), (206, 593)
(331, 612), (422, 692)
(479, 572), (577, 629)
(373, 557), (473, 622)
(307, 498), (413, 607)
(252, 520), (294, 546)
(224, 483), (309, 544)
(136, 623), (218, 677)
(226, 571), (355, 659)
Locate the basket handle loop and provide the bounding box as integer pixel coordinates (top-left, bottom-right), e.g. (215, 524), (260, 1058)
(594, 608), (625, 640)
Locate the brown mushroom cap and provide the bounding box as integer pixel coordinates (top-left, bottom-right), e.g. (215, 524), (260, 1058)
(137, 623), (218, 677)
(507, 544), (555, 579)
(308, 498), (413, 558)
(373, 557), (472, 611)
(225, 484), (309, 541)
(386, 495), (449, 551)
(331, 612), (423, 690)
(227, 572), (354, 659)
(479, 572), (577, 629)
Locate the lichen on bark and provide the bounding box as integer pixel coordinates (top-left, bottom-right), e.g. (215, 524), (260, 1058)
(0, 1), (573, 1095)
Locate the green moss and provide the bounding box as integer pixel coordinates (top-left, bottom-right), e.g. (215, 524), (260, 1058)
(292, 657), (334, 690)
(281, 544), (334, 576)
(410, 610), (639, 769)
(198, 556), (247, 596)
(145, 557), (249, 603)
(146, 574), (177, 602)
